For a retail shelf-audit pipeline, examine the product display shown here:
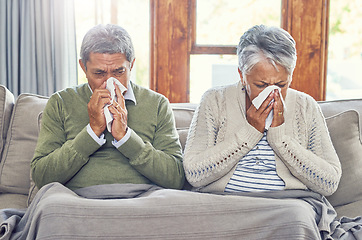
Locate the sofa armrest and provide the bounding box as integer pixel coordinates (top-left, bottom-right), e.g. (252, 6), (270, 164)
(0, 85), (15, 159)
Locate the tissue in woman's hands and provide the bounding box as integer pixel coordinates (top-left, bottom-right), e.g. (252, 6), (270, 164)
(104, 77), (127, 132)
(251, 85), (286, 130)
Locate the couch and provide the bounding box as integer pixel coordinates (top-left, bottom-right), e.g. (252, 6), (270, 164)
(0, 84), (361, 219)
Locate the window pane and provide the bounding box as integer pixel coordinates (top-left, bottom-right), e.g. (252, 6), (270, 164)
(191, 0), (282, 103)
(326, 0), (362, 100)
(190, 55), (239, 103)
(75, 0), (150, 88)
(196, 0), (282, 45)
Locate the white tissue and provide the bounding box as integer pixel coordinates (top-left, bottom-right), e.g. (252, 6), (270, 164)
(251, 85), (286, 130)
(104, 77), (127, 132)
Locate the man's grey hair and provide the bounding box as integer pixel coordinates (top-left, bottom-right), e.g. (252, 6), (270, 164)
(237, 25), (297, 81)
(80, 24), (135, 68)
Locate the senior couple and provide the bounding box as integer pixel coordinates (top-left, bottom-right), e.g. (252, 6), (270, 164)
(30, 24), (341, 238)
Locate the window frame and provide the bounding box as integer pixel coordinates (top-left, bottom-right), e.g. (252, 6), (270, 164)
(150, 0), (330, 103)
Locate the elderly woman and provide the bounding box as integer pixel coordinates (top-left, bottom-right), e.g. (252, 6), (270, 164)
(183, 25), (344, 239)
(183, 25), (341, 196)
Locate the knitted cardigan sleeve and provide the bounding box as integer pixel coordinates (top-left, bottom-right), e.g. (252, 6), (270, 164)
(183, 88), (263, 188)
(267, 93), (342, 196)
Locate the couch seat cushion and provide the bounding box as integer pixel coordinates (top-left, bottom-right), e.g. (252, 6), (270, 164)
(0, 193), (28, 212)
(334, 200), (362, 219)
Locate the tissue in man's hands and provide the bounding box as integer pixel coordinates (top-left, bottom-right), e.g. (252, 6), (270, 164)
(104, 77), (127, 132)
(251, 85), (286, 130)
(106, 77), (127, 102)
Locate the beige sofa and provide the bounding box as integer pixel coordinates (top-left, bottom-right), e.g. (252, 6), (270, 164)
(0, 85), (361, 219)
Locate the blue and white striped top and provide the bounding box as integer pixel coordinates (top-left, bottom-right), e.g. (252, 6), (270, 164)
(225, 131), (285, 192)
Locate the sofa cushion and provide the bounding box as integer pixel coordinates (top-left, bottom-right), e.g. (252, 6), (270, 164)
(0, 193), (28, 212)
(334, 199), (362, 219)
(0, 85), (15, 159)
(28, 171), (38, 206)
(325, 110), (362, 209)
(171, 103), (197, 151)
(27, 112), (44, 206)
(319, 98), (362, 143)
(0, 94), (48, 195)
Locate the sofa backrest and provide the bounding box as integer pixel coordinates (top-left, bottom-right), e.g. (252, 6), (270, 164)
(0, 83), (361, 215)
(170, 103), (198, 150)
(171, 100), (362, 154)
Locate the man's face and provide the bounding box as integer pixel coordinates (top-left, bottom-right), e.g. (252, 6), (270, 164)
(240, 61), (291, 101)
(79, 52), (134, 92)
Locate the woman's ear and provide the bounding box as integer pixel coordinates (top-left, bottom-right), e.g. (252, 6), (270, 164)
(287, 75), (293, 87)
(238, 68), (246, 86)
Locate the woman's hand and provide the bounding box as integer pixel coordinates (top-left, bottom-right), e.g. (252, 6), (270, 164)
(270, 89), (285, 127)
(246, 91), (274, 133)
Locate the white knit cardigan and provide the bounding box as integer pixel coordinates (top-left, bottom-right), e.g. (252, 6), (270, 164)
(183, 82), (341, 196)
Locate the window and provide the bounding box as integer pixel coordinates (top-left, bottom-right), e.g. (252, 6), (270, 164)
(326, 0), (362, 100)
(74, 0), (150, 88)
(189, 0), (282, 103)
(195, 0), (281, 45)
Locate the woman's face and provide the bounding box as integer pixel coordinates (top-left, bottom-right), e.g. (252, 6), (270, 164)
(239, 61), (291, 101)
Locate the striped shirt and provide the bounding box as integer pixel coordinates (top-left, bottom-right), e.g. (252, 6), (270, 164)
(225, 131), (285, 192)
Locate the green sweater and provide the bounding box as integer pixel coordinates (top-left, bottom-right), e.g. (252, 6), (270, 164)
(31, 82), (185, 190)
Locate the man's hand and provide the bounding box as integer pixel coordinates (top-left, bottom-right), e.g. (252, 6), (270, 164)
(88, 82), (111, 137)
(246, 91), (274, 133)
(270, 89), (285, 127)
(108, 82), (128, 141)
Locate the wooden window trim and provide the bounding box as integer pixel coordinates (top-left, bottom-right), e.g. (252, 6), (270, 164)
(189, 0), (236, 55)
(281, 0), (329, 101)
(150, 0), (190, 102)
(191, 46), (237, 55)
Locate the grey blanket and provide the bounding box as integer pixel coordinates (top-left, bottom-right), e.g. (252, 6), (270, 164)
(0, 182), (361, 240)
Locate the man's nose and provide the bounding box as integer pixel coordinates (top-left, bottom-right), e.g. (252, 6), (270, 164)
(102, 74), (113, 84)
(105, 73), (113, 80)
(100, 75), (112, 89)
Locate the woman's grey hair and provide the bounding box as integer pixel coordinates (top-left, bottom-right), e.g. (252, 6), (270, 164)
(80, 24), (135, 68)
(237, 25), (297, 81)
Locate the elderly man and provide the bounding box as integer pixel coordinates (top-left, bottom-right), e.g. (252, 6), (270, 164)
(31, 24), (185, 190)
